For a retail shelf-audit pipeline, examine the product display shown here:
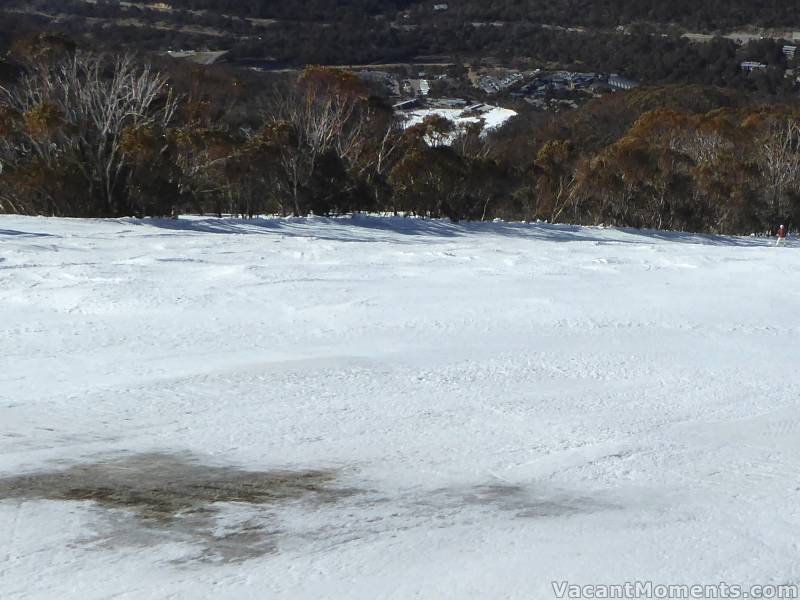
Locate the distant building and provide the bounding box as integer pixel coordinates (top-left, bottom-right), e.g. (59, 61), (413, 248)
(608, 74), (639, 90)
(393, 99), (422, 111)
(412, 79), (429, 96)
(588, 81), (612, 95)
(429, 98), (467, 108)
(164, 50), (229, 65)
(476, 72), (525, 94)
(404, 79), (430, 97)
(783, 45), (797, 60)
(740, 61), (768, 71)
(358, 71), (400, 96)
(464, 103), (486, 113)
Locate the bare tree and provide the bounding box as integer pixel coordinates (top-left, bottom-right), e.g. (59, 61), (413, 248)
(265, 68), (370, 215)
(759, 117), (800, 224)
(0, 52), (178, 215)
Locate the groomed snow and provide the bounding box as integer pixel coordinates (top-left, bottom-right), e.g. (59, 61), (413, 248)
(1, 215), (799, 599)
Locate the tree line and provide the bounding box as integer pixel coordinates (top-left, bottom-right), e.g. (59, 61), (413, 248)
(1, 39), (799, 234)
(430, 0), (800, 31)
(70, 0), (800, 31)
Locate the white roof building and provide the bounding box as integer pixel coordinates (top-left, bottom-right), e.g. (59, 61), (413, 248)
(741, 61), (768, 71)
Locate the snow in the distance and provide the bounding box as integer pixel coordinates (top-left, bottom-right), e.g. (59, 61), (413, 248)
(401, 105), (517, 135)
(1, 215), (798, 599)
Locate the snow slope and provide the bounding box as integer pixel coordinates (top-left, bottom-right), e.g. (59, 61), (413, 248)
(401, 105), (517, 137)
(1, 215), (799, 599)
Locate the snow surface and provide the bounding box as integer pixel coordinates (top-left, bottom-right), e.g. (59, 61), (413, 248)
(1, 215), (799, 599)
(401, 105), (517, 136)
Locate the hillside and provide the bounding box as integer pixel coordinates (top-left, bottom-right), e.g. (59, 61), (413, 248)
(1, 216), (799, 598)
(1, 0), (799, 91)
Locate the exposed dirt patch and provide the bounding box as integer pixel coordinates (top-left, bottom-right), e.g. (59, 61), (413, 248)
(0, 452), (357, 563)
(0, 453), (618, 563)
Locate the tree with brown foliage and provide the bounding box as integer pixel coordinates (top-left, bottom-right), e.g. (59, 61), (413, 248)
(0, 52), (178, 216)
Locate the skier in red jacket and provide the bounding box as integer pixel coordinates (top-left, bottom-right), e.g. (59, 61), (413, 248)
(777, 224), (788, 246)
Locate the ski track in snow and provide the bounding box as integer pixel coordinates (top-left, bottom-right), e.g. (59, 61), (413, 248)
(1, 215), (799, 599)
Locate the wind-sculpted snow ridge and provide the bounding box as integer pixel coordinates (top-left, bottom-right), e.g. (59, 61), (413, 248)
(0, 215), (798, 599)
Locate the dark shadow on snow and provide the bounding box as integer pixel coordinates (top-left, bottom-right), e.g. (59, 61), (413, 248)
(0, 215), (783, 247)
(130, 215), (776, 248)
(0, 228), (59, 239)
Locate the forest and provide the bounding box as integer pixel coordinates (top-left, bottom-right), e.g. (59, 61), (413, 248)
(1, 31), (799, 235)
(1, 0), (799, 93)
(43, 0), (800, 30)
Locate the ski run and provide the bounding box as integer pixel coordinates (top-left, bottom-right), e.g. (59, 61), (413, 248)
(1, 215), (799, 599)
